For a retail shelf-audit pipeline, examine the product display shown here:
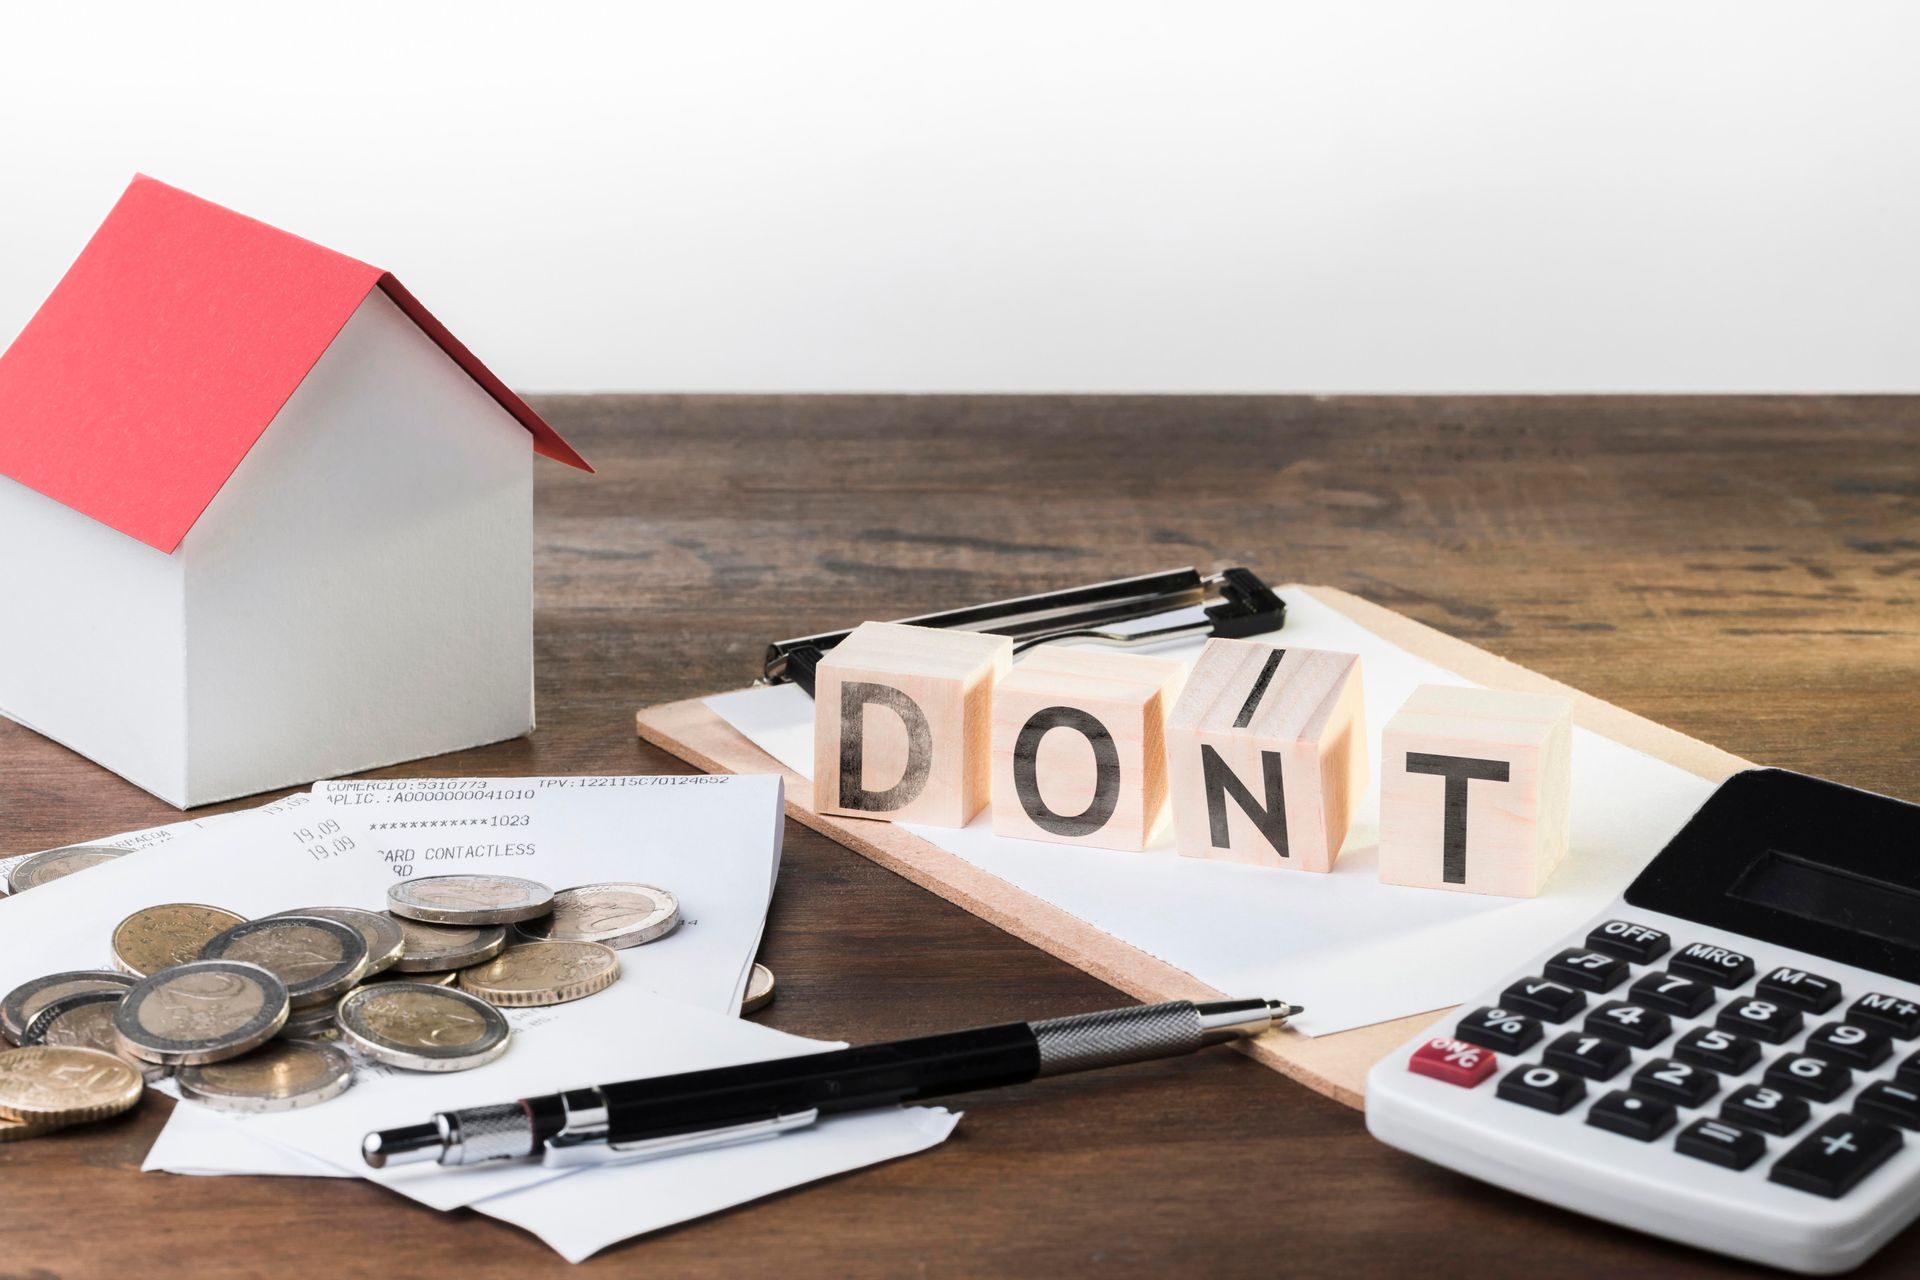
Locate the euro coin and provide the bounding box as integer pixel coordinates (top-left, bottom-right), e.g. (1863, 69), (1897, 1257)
(1, 970), (136, 1045)
(336, 983), (510, 1072)
(741, 963), (776, 1016)
(199, 915), (369, 1009)
(361, 966), (458, 987)
(516, 882), (679, 949)
(113, 960), (289, 1066)
(384, 914), (508, 972)
(457, 941), (619, 1008)
(0, 1046), (143, 1125)
(21, 992), (166, 1082)
(7, 845), (127, 893)
(177, 1039), (354, 1113)
(278, 1003), (341, 1042)
(387, 875), (554, 926)
(0, 1114), (63, 1143)
(111, 903), (246, 978)
(270, 906), (406, 976)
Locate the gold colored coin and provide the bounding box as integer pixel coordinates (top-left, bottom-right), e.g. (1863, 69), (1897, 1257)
(456, 941), (619, 1008)
(111, 903), (246, 977)
(0, 1113), (65, 1143)
(0, 1045), (143, 1124)
(176, 1039), (354, 1113)
(741, 963), (776, 1016)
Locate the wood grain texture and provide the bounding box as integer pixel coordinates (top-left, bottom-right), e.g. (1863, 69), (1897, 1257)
(3, 394), (1918, 1279)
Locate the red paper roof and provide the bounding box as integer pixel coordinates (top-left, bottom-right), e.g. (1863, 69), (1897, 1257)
(0, 176), (590, 554)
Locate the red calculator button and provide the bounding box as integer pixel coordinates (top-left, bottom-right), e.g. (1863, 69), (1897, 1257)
(1409, 1037), (1498, 1087)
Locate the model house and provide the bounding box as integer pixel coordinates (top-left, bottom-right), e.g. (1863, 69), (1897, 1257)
(0, 176), (590, 807)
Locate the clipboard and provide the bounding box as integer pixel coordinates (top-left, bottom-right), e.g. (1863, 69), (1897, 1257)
(636, 584), (1751, 1109)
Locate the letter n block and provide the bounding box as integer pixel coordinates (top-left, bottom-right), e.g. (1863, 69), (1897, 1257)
(1165, 641), (1368, 872)
(812, 622), (1013, 827)
(990, 648), (1187, 851)
(1378, 685), (1574, 897)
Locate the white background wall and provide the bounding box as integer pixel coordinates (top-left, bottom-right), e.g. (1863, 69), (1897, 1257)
(2, 2), (1915, 394)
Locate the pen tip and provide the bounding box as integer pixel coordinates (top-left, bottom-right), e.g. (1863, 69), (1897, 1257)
(1266, 1000), (1302, 1019)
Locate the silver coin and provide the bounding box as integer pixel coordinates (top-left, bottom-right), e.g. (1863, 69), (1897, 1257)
(278, 1003), (341, 1042)
(741, 963), (776, 1016)
(387, 875), (554, 925)
(336, 983), (510, 1072)
(516, 882), (680, 949)
(1, 970), (136, 1045)
(268, 906), (406, 977)
(384, 914), (508, 972)
(113, 960), (290, 1066)
(7, 845), (127, 893)
(177, 1038), (354, 1113)
(198, 916), (370, 1009)
(19, 991), (167, 1082)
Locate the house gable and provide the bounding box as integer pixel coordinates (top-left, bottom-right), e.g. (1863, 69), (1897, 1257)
(0, 176), (588, 557)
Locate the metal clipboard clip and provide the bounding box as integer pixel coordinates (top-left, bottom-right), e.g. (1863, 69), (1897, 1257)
(762, 566), (1284, 696)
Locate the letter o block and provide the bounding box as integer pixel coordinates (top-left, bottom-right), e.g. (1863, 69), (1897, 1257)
(990, 648), (1187, 851)
(1378, 685), (1574, 897)
(1165, 641), (1368, 872)
(812, 622), (1013, 827)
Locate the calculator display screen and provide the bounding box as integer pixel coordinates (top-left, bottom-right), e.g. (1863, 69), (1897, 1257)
(1625, 769), (1920, 982)
(1730, 850), (1920, 951)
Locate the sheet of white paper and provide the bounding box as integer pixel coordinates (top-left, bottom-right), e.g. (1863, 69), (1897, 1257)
(0, 815), (208, 885)
(705, 586), (1720, 1036)
(311, 775), (785, 1015)
(473, 1106), (962, 1264)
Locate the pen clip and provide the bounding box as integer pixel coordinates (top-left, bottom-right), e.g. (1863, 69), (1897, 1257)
(540, 1108), (821, 1169)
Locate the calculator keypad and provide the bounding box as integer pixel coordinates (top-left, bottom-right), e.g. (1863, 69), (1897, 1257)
(1402, 913), (1920, 1206)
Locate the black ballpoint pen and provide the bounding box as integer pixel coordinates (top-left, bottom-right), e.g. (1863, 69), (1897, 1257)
(362, 997), (1297, 1170)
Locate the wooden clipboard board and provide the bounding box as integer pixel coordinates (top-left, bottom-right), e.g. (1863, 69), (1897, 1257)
(636, 585), (1751, 1109)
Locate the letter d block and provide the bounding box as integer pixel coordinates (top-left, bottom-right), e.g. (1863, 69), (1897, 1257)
(991, 648), (1187, 851)
(1378, 685), (1574, 897)
(812, 622), (1013, 827)
(1166, 641), (1368, 872)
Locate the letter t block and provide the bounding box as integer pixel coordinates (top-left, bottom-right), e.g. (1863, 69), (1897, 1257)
(1378, 685), (1574, 897)
(1166, 641), (1369, 872)
(812, 622), (1013, 827)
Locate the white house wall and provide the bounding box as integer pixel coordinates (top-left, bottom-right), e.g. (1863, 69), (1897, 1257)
(178, 287), (534, 806)
(0, 474), (190, 804)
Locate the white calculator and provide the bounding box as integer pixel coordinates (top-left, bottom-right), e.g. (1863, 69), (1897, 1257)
(1366, 769), (1920, 1274)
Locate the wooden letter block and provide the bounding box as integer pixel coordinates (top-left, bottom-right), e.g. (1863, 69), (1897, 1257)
(1165, 641), (1368, 872)
(990, 648), (1187, 851)
(1378, 684), (1573, 897)
(811, 622), (1013, 827)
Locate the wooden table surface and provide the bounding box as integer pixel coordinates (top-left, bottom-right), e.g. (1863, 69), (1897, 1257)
(3, 395), (1918, 1277)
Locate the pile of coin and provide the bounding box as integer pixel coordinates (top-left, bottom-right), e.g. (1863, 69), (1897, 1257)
(0, 873), (687, 1134)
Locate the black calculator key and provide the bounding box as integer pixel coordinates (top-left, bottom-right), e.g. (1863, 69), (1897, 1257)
(1630, 971), (1715, 1017)
(1632, 1058), (1720, 1108)
(1855, 1081), (1920, 1130)
(1677, 1118), (1767, 1171)
(1496, 1062), (1587, 1115)
(1543, 1031), (1632, 1081)
(1586, 920), (1670, 964)
(1675, 1026), (1763, 1074)
(1899, 1051), (1920, 1089)
(1768, 1115), (1903, 1199)
(1721, 1084), (1812, 1137)
(1803, 1021), (1892, 1070)
(1455, 1007), (1542, 1055)
(1671, 942), (1755, 988)
(1847, 992), (1920, 1040)
(1764, 1053), (1852, 1103)
(1587, 1090), (1676, 1142)
(1543, 949), (1629, 993)
(1757, 967), (1842, 1014)
(1585, 1001), (1673, 1050)
(1500, 978), (1586, 1024)
(1717, 997), (1803, 1045)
